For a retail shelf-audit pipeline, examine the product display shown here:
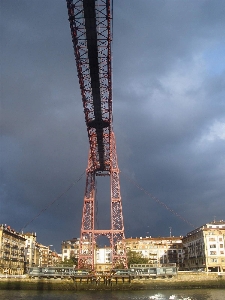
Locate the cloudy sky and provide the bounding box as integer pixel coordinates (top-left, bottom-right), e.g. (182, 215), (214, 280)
(1, 0), (225, 252)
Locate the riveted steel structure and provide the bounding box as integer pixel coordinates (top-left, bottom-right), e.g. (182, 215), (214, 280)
(66, 0), (127, 269)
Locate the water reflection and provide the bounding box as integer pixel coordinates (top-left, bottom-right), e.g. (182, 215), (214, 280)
(0, 289), (224, 300)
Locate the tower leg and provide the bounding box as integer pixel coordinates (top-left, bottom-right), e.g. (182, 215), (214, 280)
(78, 132), (127, 269)
(78, 152), (95, 269)
(110, 132), (127, 268)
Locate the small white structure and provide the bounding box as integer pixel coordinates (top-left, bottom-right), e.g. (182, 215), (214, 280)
(95, 247), (112, 264)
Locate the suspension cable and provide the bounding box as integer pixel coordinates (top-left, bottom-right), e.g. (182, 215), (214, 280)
(120, 171), (195, 229)
(20, 171), (85, 232)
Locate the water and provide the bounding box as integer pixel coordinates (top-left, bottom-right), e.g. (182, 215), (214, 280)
(0, 290), (224, 300)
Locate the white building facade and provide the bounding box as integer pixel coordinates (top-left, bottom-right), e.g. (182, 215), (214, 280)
(182, 221), (225, 272)
(22, 232), (37, 270)
(61, 238), (79, 262)
(125, 236), (184, 267)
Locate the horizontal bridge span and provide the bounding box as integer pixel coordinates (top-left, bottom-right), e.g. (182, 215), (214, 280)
(67, 0), (112, 171)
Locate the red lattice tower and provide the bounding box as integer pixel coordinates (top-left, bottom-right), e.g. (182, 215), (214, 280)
(66, 0), (127, 269)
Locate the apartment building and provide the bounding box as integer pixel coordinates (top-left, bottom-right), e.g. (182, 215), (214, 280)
(0, 224), (26, 275)
(22, 232), (37, 270)
(182, 220), (225, 272)
(35, 244), (54, 267)
(51, 250), (61, 266)
(95, 246), (112, 272)
(27, 243), (60, 267)
(61, 236), (183, 270)
(125, 236), (184, 267)
(61, 238), (79, 262)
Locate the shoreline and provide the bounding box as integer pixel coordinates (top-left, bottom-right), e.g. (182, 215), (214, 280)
(0, 274), (225, 291)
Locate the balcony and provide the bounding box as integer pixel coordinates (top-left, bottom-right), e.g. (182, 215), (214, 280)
(11, 258), (18, 262)
(3, 257), (9, 261)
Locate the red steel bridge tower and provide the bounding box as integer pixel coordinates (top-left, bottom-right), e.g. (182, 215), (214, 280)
(66, 0), (127, 269)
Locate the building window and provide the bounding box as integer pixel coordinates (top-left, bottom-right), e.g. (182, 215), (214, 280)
(210, 251), (216, 255)
(210, 244), (216, 248)
(209, 238), (216, 241)
(64, 250), (67, 253)
(211, 258), (218, 262)
(220, 244), (223, 248)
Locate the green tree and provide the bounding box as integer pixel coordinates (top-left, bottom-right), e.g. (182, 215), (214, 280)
(126, 250), (149, 267)
(58, 257), (78, 267)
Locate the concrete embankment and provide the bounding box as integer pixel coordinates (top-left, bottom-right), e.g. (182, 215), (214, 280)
(0, 272), (225, 291)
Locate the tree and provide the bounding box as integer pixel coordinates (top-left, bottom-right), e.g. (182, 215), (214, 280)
(59, 257), (78, 267)
(126, 250), (149, 267)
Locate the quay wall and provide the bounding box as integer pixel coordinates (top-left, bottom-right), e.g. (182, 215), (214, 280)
(0, 272), (225, 291)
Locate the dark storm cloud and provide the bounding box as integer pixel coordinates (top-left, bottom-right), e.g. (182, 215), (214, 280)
(1, 0), (225, 251)
(113, 0), (225, 238)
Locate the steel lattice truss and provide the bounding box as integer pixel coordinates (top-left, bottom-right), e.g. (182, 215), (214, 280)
(67, 0), (112, 172)
(66, 0), (127, 269)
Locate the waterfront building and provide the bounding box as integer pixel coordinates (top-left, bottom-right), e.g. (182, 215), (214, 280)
(61, 238), (79, 262)
(34, 243), (41, 266)
(95, 246), (112, 272)
(0, 224), (26, 275)
(124, 236), (184, 267)
(22, 232), (37, 270)
(182, 220), (225, 272)
(35, 243), (55, 267)
(41, 244), (49, 267)
(61, 237), (127, 271)
(29, 243), (60, 267)
(51, 250), (61, 266)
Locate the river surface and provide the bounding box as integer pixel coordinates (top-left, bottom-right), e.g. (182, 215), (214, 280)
(0, 289), (224, 300)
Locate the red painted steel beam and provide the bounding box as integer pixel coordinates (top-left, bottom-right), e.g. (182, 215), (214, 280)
(66, 0), (112, 172)
(66, 0), (127, 270)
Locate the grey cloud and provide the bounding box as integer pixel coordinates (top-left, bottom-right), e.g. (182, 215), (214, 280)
(1, 0), (225, 251)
